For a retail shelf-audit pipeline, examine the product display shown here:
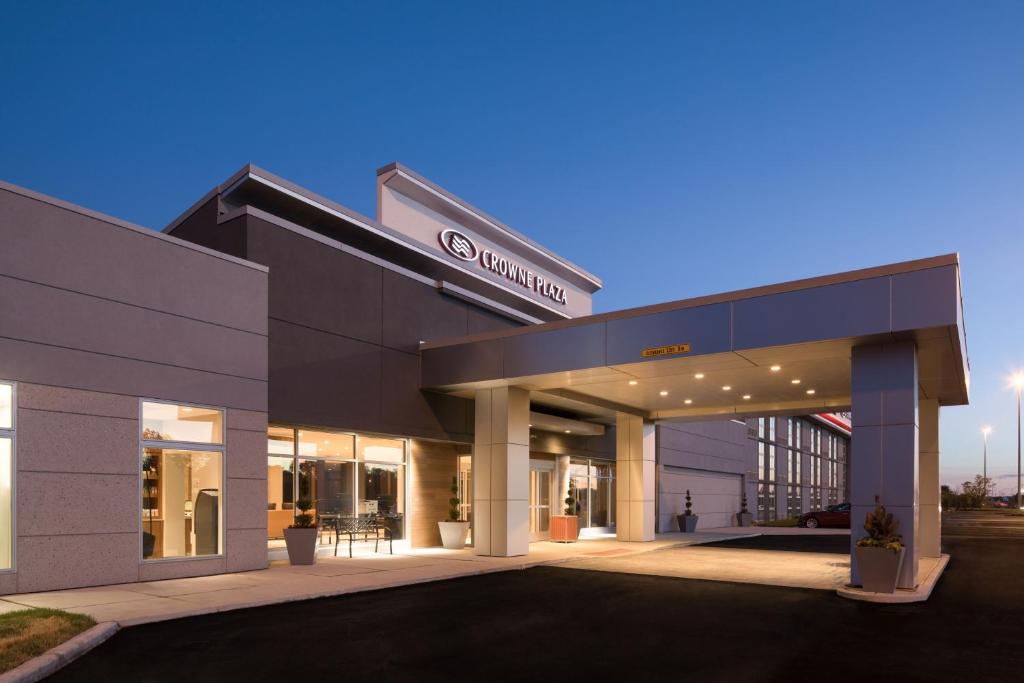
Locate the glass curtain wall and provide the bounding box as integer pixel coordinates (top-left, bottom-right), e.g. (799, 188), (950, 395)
(569, 458), (616, 530)
(267, 427), (407, 542)
(755, 418), (777, 522)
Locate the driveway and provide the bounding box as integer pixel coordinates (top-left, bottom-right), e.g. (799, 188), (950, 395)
(50, 535), (1024, 682)
(561, 531), (851, 590)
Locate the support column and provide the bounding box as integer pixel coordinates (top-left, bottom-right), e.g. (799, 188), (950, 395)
(919, 399), (941, 559)
(473, 387), (530, 557)
(851, 341), (920, 589)
(616, 414), (655, 542)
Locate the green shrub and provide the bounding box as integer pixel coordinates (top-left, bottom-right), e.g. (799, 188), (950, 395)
(448, 476), (462, 522)
(291, 499), (316, 529)
(855, 496), (903, 552)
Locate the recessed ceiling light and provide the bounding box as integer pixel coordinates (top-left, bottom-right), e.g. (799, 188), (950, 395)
(722, 386), (731, 391)
(694, 373), (705, 379)
(565, 429), (572, 434)
(806, 389), (816, 395)
(742, 394), (751, 400)
(182, 407), (193, 412)
(791, 379), (801, 384)
(628, 380), (638, 386)
(528, 424), (533, 428)
(659, 390), (669, 396)
(684, 399), (693, 404)
(770, 365), (781, 372)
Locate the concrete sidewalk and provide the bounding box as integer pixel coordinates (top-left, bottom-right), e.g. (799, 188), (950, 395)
(0, 531), (751, 627)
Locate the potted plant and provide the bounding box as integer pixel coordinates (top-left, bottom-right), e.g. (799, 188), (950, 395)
(854, 496), (906, 593)
(438, 476), (470, 549)
(736, 493), (753, 527)
(284, 499), (318, 565)
(551, 481), (580, 542)
(677, 489), (699, 532)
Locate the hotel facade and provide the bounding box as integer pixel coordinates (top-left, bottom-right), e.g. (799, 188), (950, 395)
(0, 163), (964, 594)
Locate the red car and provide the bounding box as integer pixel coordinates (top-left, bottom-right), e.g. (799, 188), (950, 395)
(798, 503), (851, 528)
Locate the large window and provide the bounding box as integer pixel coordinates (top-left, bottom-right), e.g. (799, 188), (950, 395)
(267, 427), (407, 541)
(0, 383), (14, 569)
(141, 401), (224, 560)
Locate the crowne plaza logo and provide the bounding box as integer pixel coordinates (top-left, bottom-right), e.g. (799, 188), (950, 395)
(439, 229), (478, 261)
(436, 228), (568, 306)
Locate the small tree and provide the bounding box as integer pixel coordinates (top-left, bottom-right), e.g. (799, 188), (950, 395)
(684, 489), (694, 516)
(961, 475), (992, 509)
(448, 476), (462, 522)
(740, 493), (749, 514)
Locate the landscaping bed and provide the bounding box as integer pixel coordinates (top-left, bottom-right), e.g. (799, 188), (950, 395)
(0, 608), (95, 673)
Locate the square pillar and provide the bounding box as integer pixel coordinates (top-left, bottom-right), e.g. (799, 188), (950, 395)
(616, 414), (655, 542)
(473, 387), (530, 557)
(850, 341), (920, 589)
(919, 399), (941, 558)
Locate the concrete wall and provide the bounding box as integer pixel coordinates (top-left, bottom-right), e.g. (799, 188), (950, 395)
(0, 183), (269, 593)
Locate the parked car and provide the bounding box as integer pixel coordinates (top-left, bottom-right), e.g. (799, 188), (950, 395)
(798, 502), (851, 529)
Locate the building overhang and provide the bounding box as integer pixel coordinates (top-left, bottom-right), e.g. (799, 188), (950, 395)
(420, 254), (970, 421)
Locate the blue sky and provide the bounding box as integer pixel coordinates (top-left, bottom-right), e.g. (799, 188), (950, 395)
(2, 2), (1022, 490)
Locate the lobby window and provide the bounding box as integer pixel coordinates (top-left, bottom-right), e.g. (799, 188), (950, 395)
(268, 428), (408, 542)
(0, 383), (14, 569)
(141, 401), (224, 560)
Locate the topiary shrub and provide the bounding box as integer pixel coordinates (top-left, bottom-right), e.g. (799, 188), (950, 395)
(684, 489), (694, 516)
(291, 499), (316, 529)
(855, 496), (903, 552)
(565, 481), (577, 516)
(448, 476), (462, 522)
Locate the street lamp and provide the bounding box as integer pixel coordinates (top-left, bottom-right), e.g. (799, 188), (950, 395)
(1013, 373), (1024, 509)
(982, 425), (992, 490)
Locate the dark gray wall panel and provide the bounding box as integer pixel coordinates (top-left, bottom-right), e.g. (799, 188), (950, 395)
(246, 216), (382, 345)
(0, 337), (267, 412)
(0, 274), (266, 380)
(502, 322), (607, 378)
(268, 319), (381, 430)
(382, 269), (468, 353)
(891, 265), (958, 333)
(733, 277), (891, 350)
(467, 306), (522, 335)
(607, 304), (731, 365)
(420, 339), (504, 388)
(381, 348), (471, 440)
(0, 188), (267, 335)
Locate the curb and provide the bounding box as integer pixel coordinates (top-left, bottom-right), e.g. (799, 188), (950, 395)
(836, 554), (950, 603)
(0, 621), (119, 683)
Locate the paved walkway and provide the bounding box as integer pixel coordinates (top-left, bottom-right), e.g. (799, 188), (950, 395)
(0, 531), (750, 626)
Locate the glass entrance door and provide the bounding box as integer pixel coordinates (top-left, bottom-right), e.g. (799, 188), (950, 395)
(529, 462), (553, 541)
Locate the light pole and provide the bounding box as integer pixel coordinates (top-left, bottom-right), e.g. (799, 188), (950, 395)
(982, 426), (992, 495)
(1014, 374), (1024, 510)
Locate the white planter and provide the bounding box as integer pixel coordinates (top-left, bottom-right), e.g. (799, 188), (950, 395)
(438, 521), (470, 549)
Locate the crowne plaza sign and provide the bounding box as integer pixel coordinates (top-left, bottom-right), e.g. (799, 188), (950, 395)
(439, 229), (568, 305)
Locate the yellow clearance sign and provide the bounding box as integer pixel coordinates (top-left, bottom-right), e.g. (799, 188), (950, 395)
(640, 343), (691, 358)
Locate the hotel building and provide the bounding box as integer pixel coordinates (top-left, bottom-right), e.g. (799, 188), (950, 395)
(0, 163), (964, 593)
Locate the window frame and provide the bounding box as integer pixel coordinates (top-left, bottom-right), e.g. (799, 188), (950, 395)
(0, 381), (16, 573)
(139, 398), (227, 563)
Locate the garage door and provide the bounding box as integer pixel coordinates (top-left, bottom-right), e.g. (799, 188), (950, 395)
(660, 467), (741, 531)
